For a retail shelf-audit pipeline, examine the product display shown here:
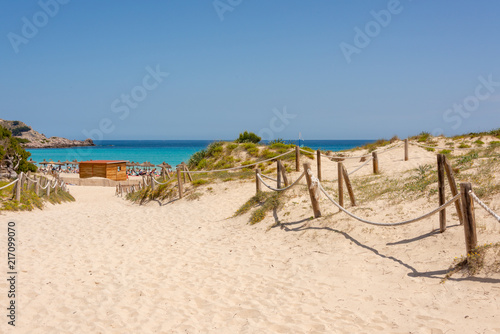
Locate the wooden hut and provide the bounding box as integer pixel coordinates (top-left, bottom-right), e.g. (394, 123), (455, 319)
(79, 160), (127, 181)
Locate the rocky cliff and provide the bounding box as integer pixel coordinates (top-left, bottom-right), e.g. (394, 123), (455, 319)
(0, 119), (94, 148)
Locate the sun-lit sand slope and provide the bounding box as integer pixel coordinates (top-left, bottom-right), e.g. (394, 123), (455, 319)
(1, 144), (500, 333)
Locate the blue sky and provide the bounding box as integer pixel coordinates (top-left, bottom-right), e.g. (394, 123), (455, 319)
(1, 0), (499, 140)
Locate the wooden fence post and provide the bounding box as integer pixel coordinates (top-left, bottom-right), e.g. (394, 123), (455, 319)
(150, 175), (155, 192)
(342, 164), (356, 206)
(460, 183), (477, 254)
(278, 160), (289, 187)
(177, 167), (183, 199)
(256, 168), (261, 193)
(437, 154), (446, 233)
(443, 155), (464, 225)
(338, 162), (344, 207)
(182, 163), (193, 182)
(316, 150), (322, 181)
(404, 139), (409, 161)
(372, 152), (379, 174)
(35, 176), (40, 196)
(295, 146), (300, 172)
(276, 160), (282, 189)
(46, 179), (50, 197)
(26, 176), (32, 192)
(303, 162), (321, 218)
(15, 172), (22, 201)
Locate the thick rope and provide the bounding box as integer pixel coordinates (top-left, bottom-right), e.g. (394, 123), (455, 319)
(260, 173), (278, 182)
(152, 178), (170, 185)
(257, 171), (305, 192)
(410, 142), (473, 151)
(347, 157), (373, 176)
(317, 178), (460, 226)
(25, 176), (39, 183)
(470, 191), (500, 223)
(183, 150), (295, 174)
(0, 178), (19, 190)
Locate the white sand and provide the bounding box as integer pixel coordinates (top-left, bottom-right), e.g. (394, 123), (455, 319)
(1, 144), (500, 333)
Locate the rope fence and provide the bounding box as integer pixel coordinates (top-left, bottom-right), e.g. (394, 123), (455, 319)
(256, 171), (305, 192)
(470, 191), (500, 223)
(1, 171), (69, 202)
(180, 149), (295, 174)
(110, 139), (499, 256)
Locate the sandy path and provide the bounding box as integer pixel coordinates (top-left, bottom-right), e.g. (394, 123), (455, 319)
(1, 145), (500, 333)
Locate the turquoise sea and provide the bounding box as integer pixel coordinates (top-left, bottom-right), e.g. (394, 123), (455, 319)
(26, 140), (374, 167)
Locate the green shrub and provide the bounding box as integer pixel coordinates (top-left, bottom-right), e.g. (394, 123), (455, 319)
(417, 132), (431, 142)
(192, 179), (208, 187)
(188, 149), (207, 169)
(489, 141), (500, 147)
(235, 131), (261, 144)
(207, 142), (224, 158)
(11, 125), (30, 136)
(459, 143), (471, 148)
(474, 140), (484, 146)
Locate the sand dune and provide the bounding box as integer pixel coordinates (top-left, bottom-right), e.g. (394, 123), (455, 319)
(1, 144), (500, 333)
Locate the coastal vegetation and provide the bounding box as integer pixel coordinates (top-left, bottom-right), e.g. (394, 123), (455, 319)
(0, 124), (37, 175)
(0, 179), (74, 211)
(127, 139), (315, 205)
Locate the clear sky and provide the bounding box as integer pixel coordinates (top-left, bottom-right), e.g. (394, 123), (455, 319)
(1, 0), (499, 140)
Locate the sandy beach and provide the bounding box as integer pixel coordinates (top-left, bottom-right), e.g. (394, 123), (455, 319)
(1, 144), (500, 333)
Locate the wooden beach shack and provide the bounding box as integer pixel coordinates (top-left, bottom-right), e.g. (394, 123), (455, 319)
(79, 160), (127, 181)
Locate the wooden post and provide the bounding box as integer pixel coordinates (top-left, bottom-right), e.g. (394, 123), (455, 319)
(443, 155), (464, 225)
(404, 139), (409, 161)
(182, 164), (187, 183)
(15, 172), (22, 201)
(54, 181), (59, 195)
(119, 183), (123, 196)
(303, 163), (321, 218)
(150, 175), (155, 192)
(342, 164), (356, 206)
(182, 163), (193, 182)
(316, 150), (322, 181)
(46, 180), (50, 197)
(372, 152), (379, 174)
(437, 154), (446, 233)
(338, 162), (344, 207)
(460, 183), (477, 254)
(142, 175), (146, 187)
(177, 167), (183, 199)
(278, 160), (289, 187)
(255, 168), (261, 193)
(295, 146), (300, 172)
(276, 160), (282, 189)
(35, 176), (40, 196)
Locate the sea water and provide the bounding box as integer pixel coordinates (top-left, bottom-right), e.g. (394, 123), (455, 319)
(26, 139), (374, 167)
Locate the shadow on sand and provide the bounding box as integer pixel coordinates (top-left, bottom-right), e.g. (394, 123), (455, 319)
(271, 209), (500, 284)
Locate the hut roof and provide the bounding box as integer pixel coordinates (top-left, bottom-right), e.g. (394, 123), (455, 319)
(79, 160), (128, 164)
